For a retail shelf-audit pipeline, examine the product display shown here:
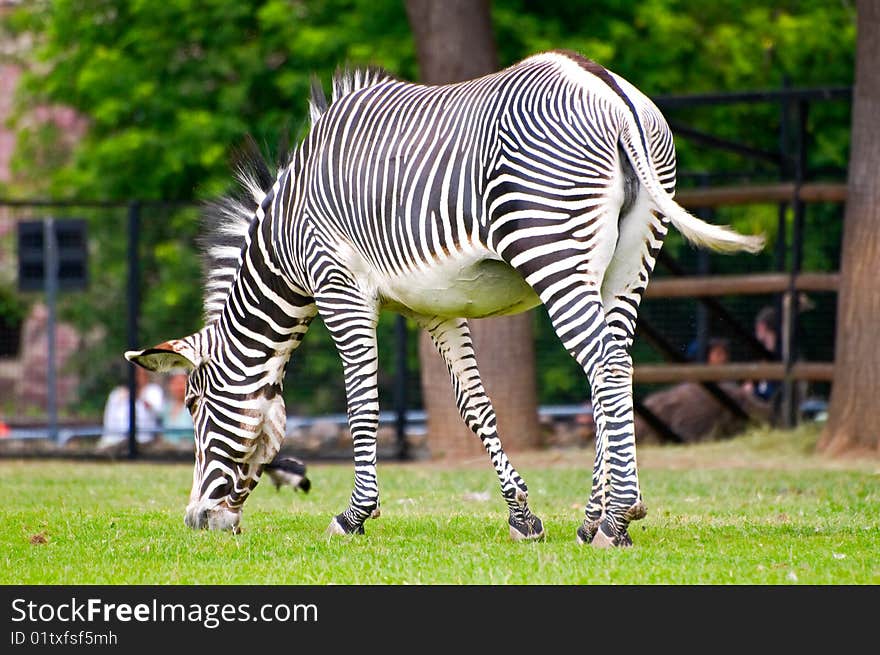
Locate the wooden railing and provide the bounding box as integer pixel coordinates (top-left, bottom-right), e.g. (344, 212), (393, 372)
(634, 362), (834, 384)
(645, 272), (840, 299)
(635, 182), (843, 413)
(675, 182), (847, 208)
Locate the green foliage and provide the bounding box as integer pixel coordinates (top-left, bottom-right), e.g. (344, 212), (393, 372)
(0, 284), (27, 325)
(0, 1), (857, 415)
(494, 0), (855, 183)
(0, 283), (28, 357)
(2, 427), (878, 583)
(7, 0), (417, 202)
(3, 0), (419, 414)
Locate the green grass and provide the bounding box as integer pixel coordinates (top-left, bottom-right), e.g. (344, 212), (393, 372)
(2, 425), (878, 584)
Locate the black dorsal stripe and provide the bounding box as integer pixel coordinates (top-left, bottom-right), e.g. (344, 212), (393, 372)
(552, 49), (650, 160)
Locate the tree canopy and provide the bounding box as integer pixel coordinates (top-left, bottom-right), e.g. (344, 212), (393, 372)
(4, 1), (855, 201)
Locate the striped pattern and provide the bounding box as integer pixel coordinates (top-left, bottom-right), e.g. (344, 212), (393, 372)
(126, 51), (761, 545)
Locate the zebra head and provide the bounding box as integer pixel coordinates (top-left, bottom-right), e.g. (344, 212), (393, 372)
(125, 324), (288, 533)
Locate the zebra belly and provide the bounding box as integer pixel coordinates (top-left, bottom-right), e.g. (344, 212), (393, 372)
(381, 258), (541, 318)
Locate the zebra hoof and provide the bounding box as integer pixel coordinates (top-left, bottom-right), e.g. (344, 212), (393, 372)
(325, 513), (365, 537)
(508, 514), (545, 542)
(590, 519), (634, 549)
(625, 501), (648, 522)
(575, 520), (599, 545)
(590, 526), (617, 548)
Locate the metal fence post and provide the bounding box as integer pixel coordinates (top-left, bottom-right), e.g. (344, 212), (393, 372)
(694, 173), (713, 362)
(776, 81), (793, 427)
(43, 218), (59, 443)
(126, 201), (141, 459)
(394, 314), (409, 460)
(779, 99), (809, 427)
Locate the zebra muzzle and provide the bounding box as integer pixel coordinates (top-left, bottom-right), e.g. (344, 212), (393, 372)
(185, 502), (241, 532)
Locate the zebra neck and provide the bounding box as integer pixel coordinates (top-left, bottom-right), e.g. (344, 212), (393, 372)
(214, 235), (316, 389)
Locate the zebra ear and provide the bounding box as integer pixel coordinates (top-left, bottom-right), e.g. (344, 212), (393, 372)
(125, 336), (205, 372)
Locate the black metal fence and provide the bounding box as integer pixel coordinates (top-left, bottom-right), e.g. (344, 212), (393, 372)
(0, 83), (851, 455)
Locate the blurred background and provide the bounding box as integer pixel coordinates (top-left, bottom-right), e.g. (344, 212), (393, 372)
(0, 1), (855, 458)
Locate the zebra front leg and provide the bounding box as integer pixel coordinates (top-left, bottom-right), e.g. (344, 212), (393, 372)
(315, 287), (382, 537)
(420, 316), (544, 541)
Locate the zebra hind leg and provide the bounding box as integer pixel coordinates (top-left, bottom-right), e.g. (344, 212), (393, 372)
(577, 500), (646, 548)
(528, 280), (645, 547)
(576, 203), (670, 547)
(573, 398), (645, 548)
(420, 316), (544, 542)
(585, 344), (646, 548)
(508, 488), (544, 542)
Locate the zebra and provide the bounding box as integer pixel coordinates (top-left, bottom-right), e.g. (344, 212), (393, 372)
(264, 456), (311, 494)
(125, 50), (763, 547)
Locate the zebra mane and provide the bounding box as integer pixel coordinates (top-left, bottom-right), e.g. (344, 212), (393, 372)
(198, 135), (275, 323)
(199, 66), (393, 324)
(309, 65), (394, 124)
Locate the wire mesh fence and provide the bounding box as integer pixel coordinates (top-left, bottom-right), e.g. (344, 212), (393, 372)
(0, 85), (850, 453)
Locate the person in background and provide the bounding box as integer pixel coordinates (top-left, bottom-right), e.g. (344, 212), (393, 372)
(706, 337), (731, 365)
(161, 369), (194, 443)
(633, 332), (772, 444)
(686, 335), (731, 364)
(98, 366), (164, 447)
(742, 305), (780, 403)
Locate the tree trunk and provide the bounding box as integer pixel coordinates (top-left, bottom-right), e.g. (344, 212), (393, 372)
(819, 0), (880, 455)
(405, 0), (542, 459)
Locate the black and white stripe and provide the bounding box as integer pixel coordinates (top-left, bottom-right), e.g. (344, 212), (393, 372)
(127, 50), (761, 545)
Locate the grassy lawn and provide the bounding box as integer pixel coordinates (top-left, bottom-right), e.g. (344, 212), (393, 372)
(2, 424), (878, 585)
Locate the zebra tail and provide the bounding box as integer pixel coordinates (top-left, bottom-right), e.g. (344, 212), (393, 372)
(618, 123), (765, 255)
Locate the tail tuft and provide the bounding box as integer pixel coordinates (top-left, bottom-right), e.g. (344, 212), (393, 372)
(661, 200), (766, 255)
(264, 456), (311, 494)
(618, 116), (765, 257)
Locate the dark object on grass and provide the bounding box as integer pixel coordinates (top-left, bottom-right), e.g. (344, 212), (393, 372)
(264, 456), (311, 493)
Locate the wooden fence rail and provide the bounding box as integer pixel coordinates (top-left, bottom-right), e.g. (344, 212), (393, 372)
(675, 182), (847, 208)
(645, 272), (840, 298)
(634, 362), (834, 384)
(632, 180), (843, 430)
